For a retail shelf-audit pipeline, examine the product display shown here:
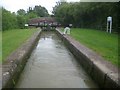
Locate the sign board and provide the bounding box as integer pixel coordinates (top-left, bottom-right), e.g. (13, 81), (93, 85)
(25, 24), (28, 27)
(69, 24), (72, 27)
(107, 16), (112, 22)
(107, 16), (112, 33)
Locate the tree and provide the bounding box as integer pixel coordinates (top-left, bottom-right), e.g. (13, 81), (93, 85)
(17, 9), (26, 16)
(0, 7), (2, 31)
(2, 8), (18, 31)
(53, 2), (118, 32)
(33, 5), (49, 17)
(17, 15), (26, 29)
(2, 5), (49, 31)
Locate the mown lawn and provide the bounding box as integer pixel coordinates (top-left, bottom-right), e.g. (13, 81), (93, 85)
(69, 28), (118, 67)
(0, 31), (2, 62)
(2, 28), (38, 62)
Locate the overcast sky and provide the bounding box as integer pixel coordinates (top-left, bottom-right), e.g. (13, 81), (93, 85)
(0, 0), (80, 14)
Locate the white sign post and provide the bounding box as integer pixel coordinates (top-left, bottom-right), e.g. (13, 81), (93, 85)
(25, 24), (28, 27)
(107, 16), (112, 33)
(69, 24), (72, 27)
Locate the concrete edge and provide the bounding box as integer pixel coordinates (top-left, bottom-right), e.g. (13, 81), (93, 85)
(55, 28), (120, 88)
(2, 29), (42, 88)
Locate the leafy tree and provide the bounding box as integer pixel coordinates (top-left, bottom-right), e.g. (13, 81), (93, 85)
(33, 5), (49, 17)
(2, 8), (18, 31)
(17, 9), (26, 16)
(17, 15), (26, 29)
(53, 2), (118, 32)
(2, 5), (49, 31)
(0, 7), (2, 31)
(26, 12), (38, 19)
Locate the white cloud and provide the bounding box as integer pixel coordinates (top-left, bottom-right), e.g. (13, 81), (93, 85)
(0, 0), (80, 14)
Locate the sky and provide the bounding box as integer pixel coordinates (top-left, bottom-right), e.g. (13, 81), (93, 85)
(0, 0), (80, 14)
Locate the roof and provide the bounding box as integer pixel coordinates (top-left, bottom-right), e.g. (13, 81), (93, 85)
(28, 17), (56, 24)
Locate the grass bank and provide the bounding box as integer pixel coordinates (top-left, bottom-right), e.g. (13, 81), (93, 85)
(70, 28), (118, 67)
(2, 28), (38, 62)
(0, 31), (2, 62)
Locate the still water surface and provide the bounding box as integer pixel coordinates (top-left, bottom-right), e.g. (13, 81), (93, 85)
(15, 31), (98, 88)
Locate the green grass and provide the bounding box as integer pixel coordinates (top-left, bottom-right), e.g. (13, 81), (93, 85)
(2, 28), (38, 62)
(0, 31), (2, 62)
(62, 28), (118, 67)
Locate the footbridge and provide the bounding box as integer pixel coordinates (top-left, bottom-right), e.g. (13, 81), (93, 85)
(28, 17), (60, 30)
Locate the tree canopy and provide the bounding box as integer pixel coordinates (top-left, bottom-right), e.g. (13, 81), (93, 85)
(53, 2), (119, 32)
(2, 2), (119, 32)
(2, 5), (49, 31)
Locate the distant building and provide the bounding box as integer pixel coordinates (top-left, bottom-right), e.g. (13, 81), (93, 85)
(28, 17), (58, 28)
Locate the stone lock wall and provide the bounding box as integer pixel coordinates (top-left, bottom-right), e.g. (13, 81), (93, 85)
(56, 28), (120, 88)
(2, 29), (119, 88)
(2, 30), (42, 88)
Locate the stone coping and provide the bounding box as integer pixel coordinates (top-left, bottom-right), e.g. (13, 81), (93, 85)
(2, 29), (41, 88)
(56, 28), (120, 88)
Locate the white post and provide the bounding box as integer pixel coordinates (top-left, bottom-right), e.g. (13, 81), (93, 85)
(107, 21), (108, 32)
(107, 16), (112, 33)
(110, 20), (112, 33)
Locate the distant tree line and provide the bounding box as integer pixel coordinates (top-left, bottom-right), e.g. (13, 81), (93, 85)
(53, 2), (119, 32)
(2, 5), (49, 31)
